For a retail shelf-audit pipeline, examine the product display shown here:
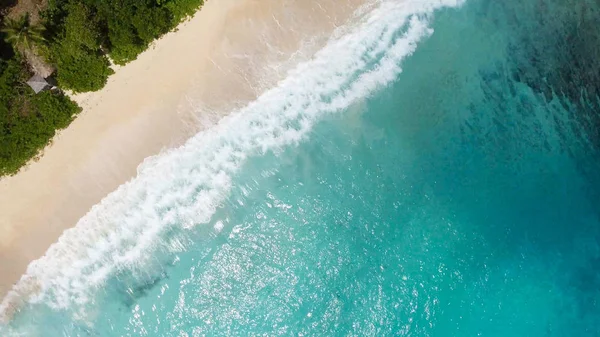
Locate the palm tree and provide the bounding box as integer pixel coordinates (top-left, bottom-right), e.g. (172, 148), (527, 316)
(1, 14), (45, 53)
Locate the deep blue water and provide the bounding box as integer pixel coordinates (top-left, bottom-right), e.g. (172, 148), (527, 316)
(2, 0), (600, 335)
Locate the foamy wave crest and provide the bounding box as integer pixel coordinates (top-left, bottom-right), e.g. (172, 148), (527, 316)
(1, 0), (463, 322)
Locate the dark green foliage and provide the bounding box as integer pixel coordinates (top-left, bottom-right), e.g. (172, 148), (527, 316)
(1, 14), (46, 52)
(0, 56), (23, 115)
(104, 18), (146, 65)
(98, 0), (202, 65)
(0, 57), (81, 176)
(51, 48), (113, 92)
(43, 0), (204, 69)
(44, 1), (113, 92)
(133, 6), (173, 45)
(163, 0), (206, 24)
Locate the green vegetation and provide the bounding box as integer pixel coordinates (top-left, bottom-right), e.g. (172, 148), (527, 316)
(42, 0), (204, 92)
(0, 0), (204, 175)
(1, 14), (45, 52)
(0, 55), (80, 176)
(45, 1), (113, 92)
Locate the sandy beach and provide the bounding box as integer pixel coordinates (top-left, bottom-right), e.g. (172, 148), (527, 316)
(0, 0), (365, 315)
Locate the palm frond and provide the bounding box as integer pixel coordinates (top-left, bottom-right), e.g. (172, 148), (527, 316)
(0, 14), (46, 51)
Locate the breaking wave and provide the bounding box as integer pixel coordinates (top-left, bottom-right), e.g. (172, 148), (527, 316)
(0, 0), (464, 323)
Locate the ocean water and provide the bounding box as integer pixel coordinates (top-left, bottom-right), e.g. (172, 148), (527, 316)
(2, 0), (600, 336)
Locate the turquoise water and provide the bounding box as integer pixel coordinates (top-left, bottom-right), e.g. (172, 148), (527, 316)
(2, 0), (600, 335)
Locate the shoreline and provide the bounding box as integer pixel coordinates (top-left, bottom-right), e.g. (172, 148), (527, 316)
(0, 0), (367, 320)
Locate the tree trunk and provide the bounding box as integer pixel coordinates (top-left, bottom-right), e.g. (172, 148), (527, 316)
(23, 47), (54, 77)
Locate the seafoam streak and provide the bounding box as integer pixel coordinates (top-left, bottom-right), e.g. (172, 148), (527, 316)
(0, 0), (464, 323)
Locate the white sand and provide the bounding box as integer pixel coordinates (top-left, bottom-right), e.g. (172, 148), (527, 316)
(0, 0), (366, 310)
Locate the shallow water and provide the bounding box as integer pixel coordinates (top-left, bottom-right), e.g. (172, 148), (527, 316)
(2, 0), (600, 335)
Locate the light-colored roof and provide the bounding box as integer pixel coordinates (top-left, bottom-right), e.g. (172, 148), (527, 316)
(26, 74), (50, 94)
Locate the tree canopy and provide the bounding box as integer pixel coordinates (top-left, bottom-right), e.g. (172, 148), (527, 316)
(1, 14), (45, 53)
(41, 0), (204, 92)
(0, 56), (80, 175)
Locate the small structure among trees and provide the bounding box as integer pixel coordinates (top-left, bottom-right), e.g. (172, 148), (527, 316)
(26, 74), (51, 93)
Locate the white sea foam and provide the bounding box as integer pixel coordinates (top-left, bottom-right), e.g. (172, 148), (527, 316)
(0, 0), (464, 323)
